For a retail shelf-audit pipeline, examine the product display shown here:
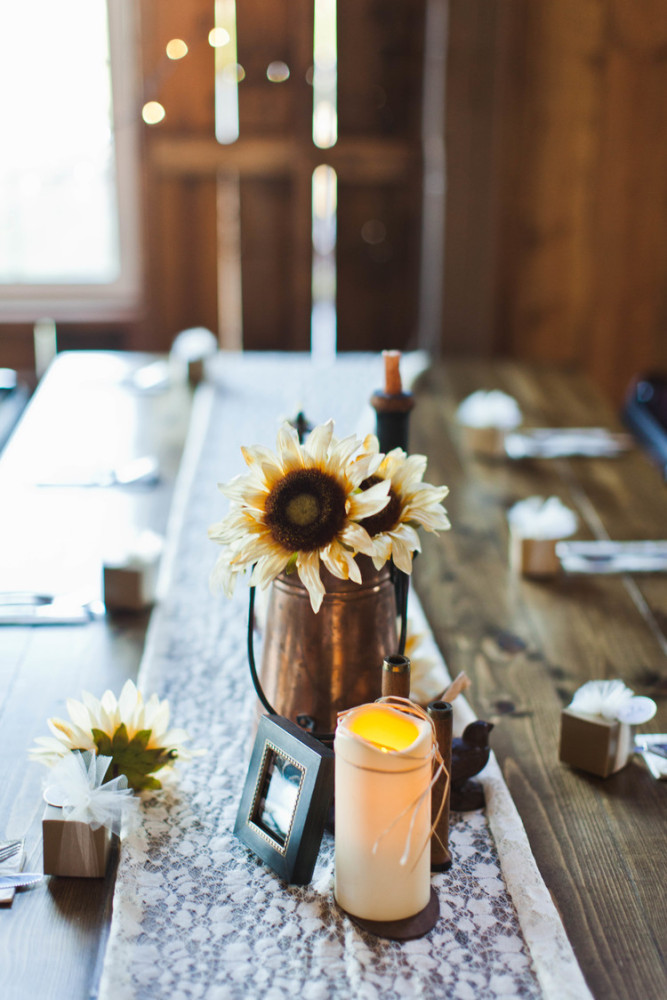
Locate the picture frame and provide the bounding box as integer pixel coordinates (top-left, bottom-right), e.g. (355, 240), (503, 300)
(234, 714), (334, 885)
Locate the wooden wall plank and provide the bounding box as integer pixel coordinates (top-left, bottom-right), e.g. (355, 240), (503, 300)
(586, 1), (667, 400)
(338, 0), (425, 138)
(496, 1), (606, 367)
(337, 179), (421, 351)
(441, 0), (506, 355)
(236, 0), (313, 136)
(239, 176), (308, 350)
(444, 0), (667, 403)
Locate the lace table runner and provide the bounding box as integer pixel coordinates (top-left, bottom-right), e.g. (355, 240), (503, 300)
(99, 354), (591, 1000)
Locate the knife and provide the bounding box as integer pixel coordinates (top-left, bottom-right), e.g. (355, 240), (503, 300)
(35, 455), (160, 488)
(0, 593), (102, 625)
(505, 428), (632, 459)
(556, 541), (667, 574)
(0, 874), (43, 888)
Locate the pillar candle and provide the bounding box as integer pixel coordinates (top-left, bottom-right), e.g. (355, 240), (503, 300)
(334, 702), (433, 922)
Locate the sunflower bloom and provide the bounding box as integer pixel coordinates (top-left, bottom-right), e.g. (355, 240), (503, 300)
(209, 420), (391, 612)
(29, 680), (195, 791)
(358, 440), (450, 574)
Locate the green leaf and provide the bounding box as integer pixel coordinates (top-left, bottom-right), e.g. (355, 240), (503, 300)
(111, 723), (129, 751)
(92, 729), (113, 756)
(127, 729), (152, 751)
(285, 553), (298, 574)
(137, 775), (163, 791)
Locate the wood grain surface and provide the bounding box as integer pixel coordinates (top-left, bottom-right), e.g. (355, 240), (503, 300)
(0, 353), (192, 1000)
(2, 354), (665, 1000)
(411, 359), (667, 1000)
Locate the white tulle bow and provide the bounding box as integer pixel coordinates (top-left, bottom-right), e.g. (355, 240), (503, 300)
(569, 680), (656, 726)
(44, 751), (136, 833)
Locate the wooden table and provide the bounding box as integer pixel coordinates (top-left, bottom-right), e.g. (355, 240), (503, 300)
(1, 353), (665, 1000)
(0, 353), (193, 1000)
(412, 361), (667, 1000)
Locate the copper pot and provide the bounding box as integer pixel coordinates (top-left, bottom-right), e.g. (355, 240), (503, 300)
(260, 556), (398, 734)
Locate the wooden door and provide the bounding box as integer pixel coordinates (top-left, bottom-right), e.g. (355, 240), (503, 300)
(141, 0), (425, 352)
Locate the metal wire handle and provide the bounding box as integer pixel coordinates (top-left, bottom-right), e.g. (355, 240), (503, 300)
(246, 562), (410, 744)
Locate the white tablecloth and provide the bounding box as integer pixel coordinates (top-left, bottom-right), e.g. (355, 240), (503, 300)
(99, 354), (591, 1000)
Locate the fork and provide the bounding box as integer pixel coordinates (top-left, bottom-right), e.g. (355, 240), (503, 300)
(0, 841), (22, 866)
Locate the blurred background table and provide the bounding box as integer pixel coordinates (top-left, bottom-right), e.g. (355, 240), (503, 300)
(0, 352), (193, 999)
(0, 352), (665, 1000)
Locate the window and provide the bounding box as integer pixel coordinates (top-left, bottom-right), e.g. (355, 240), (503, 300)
(0, 0), (141, 321)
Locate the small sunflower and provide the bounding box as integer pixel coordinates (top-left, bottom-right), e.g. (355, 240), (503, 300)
(29, 680), (194, 791)
(359, 440), (450, 574)
(208, 420), (391, 612)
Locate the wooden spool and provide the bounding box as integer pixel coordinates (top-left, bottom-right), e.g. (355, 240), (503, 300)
(427, 700), (453, 871)
(381, 654), (411, 700)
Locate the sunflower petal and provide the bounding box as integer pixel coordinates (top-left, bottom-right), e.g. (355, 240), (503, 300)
(304, 419), (334, 464)
(391, 535), (416, 574)
(277, 422), (306, 472)
(339, 521), (377, 556)
(347, 478), (391, 519)
(296, 550), (325, 612)
(321, 540), (362, 583)
(250, 549), (292, 590)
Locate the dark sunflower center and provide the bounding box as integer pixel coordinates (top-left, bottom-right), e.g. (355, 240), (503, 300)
(359, 475), (402, 537)
(264, 468), (347, 551)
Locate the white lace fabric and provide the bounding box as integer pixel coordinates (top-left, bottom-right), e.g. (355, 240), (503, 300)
(99, 354), (592, 1000)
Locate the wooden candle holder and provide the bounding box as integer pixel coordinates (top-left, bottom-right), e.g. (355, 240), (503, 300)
(381, 654), (411, 700)
(370, 350), (414, 453)
(427, 701), (452, 871)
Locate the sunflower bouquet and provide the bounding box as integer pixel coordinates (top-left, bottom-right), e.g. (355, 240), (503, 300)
(209, 419), (450, 613)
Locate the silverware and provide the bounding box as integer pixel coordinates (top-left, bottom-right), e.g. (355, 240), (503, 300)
(35, 455), (160, 489)
(557, 540), (667, 574)
(0, 874), (43, 889)
(505, 428), (632, 459)
(635, 736), (667, 780)
(0, 841), (22, 866)
(0, 593), (103, 625)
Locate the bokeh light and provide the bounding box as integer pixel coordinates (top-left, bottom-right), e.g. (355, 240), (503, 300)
(142, 101), (166, 125)
(166, 39), (188, 60)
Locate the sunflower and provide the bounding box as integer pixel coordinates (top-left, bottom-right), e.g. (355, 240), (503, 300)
(358, 440), (450, 574)
(208, 420), (391, 612)
(29, 680), (194, 791)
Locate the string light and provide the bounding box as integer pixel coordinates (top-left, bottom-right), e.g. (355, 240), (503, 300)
(208, 27), (230, 48)
(166, 39), (188, 60)
(142, 101), (166, 125)
(267, 61), (290, 83)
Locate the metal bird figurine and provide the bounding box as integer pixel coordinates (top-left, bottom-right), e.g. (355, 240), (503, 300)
(450, 720), (494, 811)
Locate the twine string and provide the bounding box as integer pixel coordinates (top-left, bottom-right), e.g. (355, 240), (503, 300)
(337, 696), (450, 870)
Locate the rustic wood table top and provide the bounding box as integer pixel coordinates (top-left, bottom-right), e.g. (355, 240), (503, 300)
(0, 353), (665, 1000)
(412, 360), (667, 1000)
(0, 352), (193, 1000)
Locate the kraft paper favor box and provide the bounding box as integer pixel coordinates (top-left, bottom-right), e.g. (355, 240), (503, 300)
(559, 709), (633, 779)
(461, 425), (507, 458)
(103, 555), (159, 611)
(509, 531), (560, 579)
(42, 805), (114, 877)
